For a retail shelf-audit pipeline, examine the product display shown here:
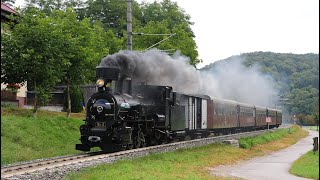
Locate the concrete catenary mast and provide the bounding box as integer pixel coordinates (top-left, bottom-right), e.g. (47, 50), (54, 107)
(127, 0), (132, 50)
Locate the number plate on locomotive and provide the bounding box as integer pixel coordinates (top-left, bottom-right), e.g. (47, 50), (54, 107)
(95, 122), (106, 127)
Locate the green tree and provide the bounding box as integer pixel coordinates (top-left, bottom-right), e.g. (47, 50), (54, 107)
(133, 21), (199, 65)
(82, 0), (142, 34)
(43, 8), (111, 117)
(83, 0), (200, 65)
(140, 0), (194, 36)
(24, 0), (85, 14)
(1, 8), (113, 117)
(63, 86), (84, 113)
(21, 1), (124, 117)
(1, 9), (68, 116)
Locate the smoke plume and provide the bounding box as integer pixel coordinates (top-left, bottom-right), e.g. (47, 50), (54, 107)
(99, 49), (278, 107)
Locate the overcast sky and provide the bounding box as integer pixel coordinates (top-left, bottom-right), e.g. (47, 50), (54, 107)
(14, 0), (319, 68)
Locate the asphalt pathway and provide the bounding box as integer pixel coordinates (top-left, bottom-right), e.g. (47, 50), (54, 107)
(210, 129), (319, 180)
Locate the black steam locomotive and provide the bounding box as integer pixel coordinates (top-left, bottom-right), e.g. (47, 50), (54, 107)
(76, 66), (282, 152)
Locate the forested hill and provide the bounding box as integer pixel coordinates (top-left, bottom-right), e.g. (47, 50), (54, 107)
(201, 52), (319, 120)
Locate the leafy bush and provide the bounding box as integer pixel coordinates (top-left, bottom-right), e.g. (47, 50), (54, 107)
(63, 86), (84, 113)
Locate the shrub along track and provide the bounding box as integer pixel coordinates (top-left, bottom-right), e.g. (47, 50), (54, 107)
(1, 129), (274, 180)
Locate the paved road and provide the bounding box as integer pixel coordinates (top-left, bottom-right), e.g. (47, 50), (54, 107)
(210, 130), (319, 180)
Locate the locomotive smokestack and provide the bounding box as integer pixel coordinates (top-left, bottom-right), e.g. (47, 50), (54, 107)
(99, 53), (135, 94)
(96, 66), (120, 82)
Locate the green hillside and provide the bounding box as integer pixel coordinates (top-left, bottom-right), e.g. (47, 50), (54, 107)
(1, 107), (84, 165)
(202, 52), (319, 125)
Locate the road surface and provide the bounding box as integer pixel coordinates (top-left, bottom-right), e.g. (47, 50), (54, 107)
(210, 129), (318, 180)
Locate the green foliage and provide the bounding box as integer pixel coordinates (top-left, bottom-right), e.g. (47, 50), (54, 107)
(2, 7), (115, 114)
(1, 9), (68, 110)
(133, 20), (200, 65)
(20, 0), (200, 65)
(81, 0), (142, 34)
(241, 53), (319, 118)
(1, 114), (83, 165)
(290, 150), (319, 180)
(82, 0), (199, 65)
(24, 0), (85, 14)
(63, 86), (84, 113)
(296, 114), (317, 126)
(286, 86), (319, 116)
(140, 0), (194, 35)
(307, 126), (319, 131)
(43, 8), (110, 85)
(137, 0), (199, 65)
(239, 126), (299, 149)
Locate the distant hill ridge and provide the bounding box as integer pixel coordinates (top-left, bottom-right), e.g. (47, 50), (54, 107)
(200, 51), (319, 116)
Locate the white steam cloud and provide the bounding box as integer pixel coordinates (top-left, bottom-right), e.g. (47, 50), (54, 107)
(100, 49), (278, 107)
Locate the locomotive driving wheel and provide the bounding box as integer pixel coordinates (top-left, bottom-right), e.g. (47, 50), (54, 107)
(184, 135), (191, 141)
(126, 143), (134, 150)
(133, 130), (146, 148)
(126, 129), (134, 150)
(154, 131), (163, 145)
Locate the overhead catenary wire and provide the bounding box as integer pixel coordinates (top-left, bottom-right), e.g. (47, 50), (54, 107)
(142, 33), (176, 51)
(132, 32), (175, 36)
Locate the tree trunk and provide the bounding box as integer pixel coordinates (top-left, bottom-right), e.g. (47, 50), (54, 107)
(33, 83), (38, 117)
(67, 81), (71, 118)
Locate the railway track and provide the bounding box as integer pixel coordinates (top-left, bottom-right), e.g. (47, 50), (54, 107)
(1, 129), (274, 179)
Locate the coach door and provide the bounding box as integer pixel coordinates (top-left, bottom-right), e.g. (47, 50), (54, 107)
(201, 99), (207, 129)
(188, 97), (194, 130)
(188, 97), (199, 130)
(188, 97), (206, 130)
(196, 98), (202, 129)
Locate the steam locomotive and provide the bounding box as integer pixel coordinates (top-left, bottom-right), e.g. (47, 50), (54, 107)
(76, 66), (282, 152)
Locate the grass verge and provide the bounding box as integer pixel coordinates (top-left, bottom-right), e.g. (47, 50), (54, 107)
(1, 107), (84, 165)
(65, 126), (308, 180)
(307, 126), (319, 132)
(239, 126), (298, 149)
(290, 150), (319, 180)
(1, 106), (85, 119)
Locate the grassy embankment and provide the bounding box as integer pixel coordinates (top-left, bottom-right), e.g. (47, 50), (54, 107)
(1, 107), (84, 165)
(65, 126), (308, 179)
(290, 150), (319, 180)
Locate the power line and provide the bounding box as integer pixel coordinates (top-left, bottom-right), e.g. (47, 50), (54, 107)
(142, 33), (176, 51)
(132, 32), (175, 36)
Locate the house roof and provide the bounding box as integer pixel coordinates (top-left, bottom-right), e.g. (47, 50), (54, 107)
(1, 2), (17, 15)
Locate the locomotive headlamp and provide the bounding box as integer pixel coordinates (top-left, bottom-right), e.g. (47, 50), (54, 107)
(97, 106), (103, 113)
(96, 79), (105, 87)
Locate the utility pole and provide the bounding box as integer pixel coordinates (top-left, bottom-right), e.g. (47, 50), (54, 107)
(126, 0), (175, 52)
(127, 0), (132, 50)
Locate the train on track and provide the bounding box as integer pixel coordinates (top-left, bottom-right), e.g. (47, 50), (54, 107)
(76, 65), (282, 152)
